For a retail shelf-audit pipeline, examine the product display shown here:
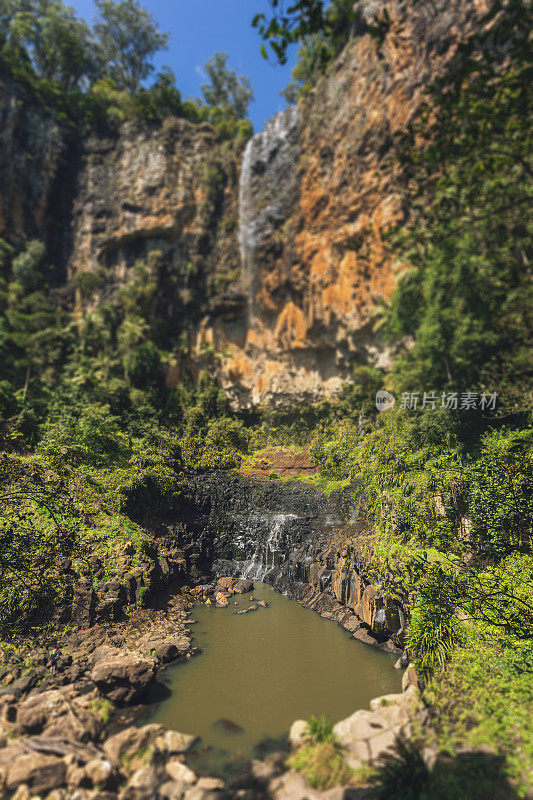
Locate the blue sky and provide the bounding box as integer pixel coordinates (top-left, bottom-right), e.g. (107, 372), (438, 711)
(69, 0), (297, 131)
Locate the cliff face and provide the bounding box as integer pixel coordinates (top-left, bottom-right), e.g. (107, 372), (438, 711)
(0, 81), (76, 273)
(69, 119), (243, 327)
(206, 0), (490, 408)
(0, 0), (489, 409)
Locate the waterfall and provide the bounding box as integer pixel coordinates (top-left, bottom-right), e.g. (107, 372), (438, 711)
(218, 512), (299, 581)
(238, 105), (301, 323)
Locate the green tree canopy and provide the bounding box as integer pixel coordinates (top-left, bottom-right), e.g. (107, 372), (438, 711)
(94, 0), (168, 92)
(200, 51), (254, 119)
(0, 0), (96, 89)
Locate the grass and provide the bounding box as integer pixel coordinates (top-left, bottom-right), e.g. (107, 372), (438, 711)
(287, 714), (360, 790)
(423, 629), (533, 797)
(306, 714), (334, 743)
(288, 741), (354, 790)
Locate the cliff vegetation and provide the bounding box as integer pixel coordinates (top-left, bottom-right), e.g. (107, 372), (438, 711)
(0, 0), (531, 796)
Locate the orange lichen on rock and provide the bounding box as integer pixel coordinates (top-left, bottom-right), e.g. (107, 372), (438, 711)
(274, 302), (307, 348)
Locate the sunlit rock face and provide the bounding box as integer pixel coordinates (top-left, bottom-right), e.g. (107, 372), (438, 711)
(202, 0), (491, 409)
(0, 0), (491, 410)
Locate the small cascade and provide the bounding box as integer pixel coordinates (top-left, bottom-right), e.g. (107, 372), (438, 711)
(238, 105), (301, 323)
(242, 513), (298, 580)
(216, 512), (299, 582)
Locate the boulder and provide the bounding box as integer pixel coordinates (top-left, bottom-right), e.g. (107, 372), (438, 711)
(333, 708), (397, 766)
(236, 605), (257, 614)
(196, 777), (224, 790)
(216, 577), (237, 592)
(154, 642), (179, 663)
(17, 689), (102, 741)
(183, 788), (222, 800)
(121, 765), (159, 800)
(233, 579), (254, 594)
(155, 730), (198, 755)
(11, 785), (31, 800)
(90, 654), (156, 705)
(159, 781), (187, 800)
(10, 670), (40, 697)
(6, 753), (66, 793)
(288, 720), (309, 749)
(214, 593), (229, 608)
(84, 758), (116, 789)
(66, 763), (86, 789)
(394, 651), (409, 670)
(165, 760), (196, 785)
(104, 724), (165, 766)
(402, 666), (419, 691)
(353, 628), (379, 647)
(342, 615), (362, 634)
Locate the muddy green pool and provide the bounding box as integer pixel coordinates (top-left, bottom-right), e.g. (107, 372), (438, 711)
(142, 582), (402, 776)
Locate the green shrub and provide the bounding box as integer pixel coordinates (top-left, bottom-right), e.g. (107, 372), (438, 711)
(370, 737), (431, 800)
(306, 714), (334, 743)
(288, 741), (353, 790)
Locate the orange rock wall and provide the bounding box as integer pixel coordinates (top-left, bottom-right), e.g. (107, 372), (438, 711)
(206, 0), (490, 408)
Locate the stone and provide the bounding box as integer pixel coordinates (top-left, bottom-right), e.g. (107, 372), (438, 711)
(45, 791), (64, 800)
(165, 761), (196, 785)
(155, 730), (198, 755)
(66, 764), (86, 789)
(233, 579), (254, 594)
(6, 754), (67, 794)
(104, 724), (165, 765)
(183, 789), (221, 800)
(366, 728), (397, 762)
(90, 654), (156, 705)
(236, 605), (257, 614)
(267, 769), (330, 799)
(216, 577), (236, 592)
(84, 759), (116, 789)
(397, 651), (409, 669)
(342, 615), (362, 634)
(11, 785), (31, 800)
(402, 666), (419, 691)
(121, 766), (159, 799)
(17, 690), (102, 741)
(154, 642), (179, 663)
(334, 709), (386, 746)
(0, 745), (26, 769)
(288, 720), (309, 748)
(213, 718), (243, 734)
(10, 670), (40, 696)
(196, 777), (224, 790)
(214, 593), (229, 607)
(353, 628), (379, 647)
(158, 780), (186, 800)
(256, 600), (268, 608)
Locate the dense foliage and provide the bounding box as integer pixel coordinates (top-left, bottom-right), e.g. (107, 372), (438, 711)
(0, 0), (254, 137)
(305, 3), (532, 790)
(0, 0), (530, 792)
(385, 0), (532, 410)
